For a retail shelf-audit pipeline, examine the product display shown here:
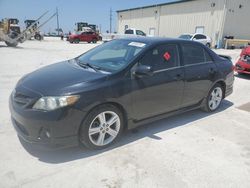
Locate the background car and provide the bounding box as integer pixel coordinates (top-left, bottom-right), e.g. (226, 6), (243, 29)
(68, 31), (101, 43)
(102, 28), (146, 42)
(235, 46), (250, 75)
(179, 33), (212, 48)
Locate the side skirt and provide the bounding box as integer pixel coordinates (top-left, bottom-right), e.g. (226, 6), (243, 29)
(127, 102), (204, 130)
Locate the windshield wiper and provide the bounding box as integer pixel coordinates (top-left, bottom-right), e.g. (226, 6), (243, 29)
(76, 59), (101, 73)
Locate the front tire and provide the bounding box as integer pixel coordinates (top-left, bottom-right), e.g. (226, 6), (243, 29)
(202, 84), (224, 112)
(74, 39), (80, 43)
(5, 41), (18, 47)
(79, 104), (124, 150)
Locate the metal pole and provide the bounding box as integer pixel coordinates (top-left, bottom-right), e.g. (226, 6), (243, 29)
(219, 0), (227, 48)
(110, 8), (112, 33)
(56, 7), (60, 36)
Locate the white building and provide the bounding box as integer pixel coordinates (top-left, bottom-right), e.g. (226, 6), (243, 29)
(117, 0), (250, 47)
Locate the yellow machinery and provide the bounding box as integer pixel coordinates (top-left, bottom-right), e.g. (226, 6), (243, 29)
(0, 11), (57, 47)
(0, 18), (22, 47)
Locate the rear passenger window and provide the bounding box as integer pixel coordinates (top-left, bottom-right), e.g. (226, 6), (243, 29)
(194, 34), (206, 40)
(182, 44), (213, 65)
(125, 30), (133, 34)
(140, 44), (179, 71)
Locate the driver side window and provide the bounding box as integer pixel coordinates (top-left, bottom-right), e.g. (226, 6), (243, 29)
(139, 44), (179, 71)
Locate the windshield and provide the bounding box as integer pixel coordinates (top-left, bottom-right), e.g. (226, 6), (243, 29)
(77, 40), (147, 72)
(179, 34), (192, 40)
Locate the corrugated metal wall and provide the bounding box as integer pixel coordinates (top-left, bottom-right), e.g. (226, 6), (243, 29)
(117, 0), (225, 46)
(223, 0), (250, 40)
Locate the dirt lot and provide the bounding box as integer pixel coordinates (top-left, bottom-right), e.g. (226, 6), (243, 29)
(0, 38), (250, 188)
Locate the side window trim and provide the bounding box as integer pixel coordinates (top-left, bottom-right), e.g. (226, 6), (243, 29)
(154, 65), (181, 73)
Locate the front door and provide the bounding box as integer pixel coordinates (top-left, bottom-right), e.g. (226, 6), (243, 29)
(80, 32), (90, 42)
(131, 44), (184, 120)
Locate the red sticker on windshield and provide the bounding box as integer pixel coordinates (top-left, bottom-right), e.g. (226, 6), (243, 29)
(163, 52), (171, 61)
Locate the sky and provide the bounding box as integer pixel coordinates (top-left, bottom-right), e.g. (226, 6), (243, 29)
(0, 0), (175, 34)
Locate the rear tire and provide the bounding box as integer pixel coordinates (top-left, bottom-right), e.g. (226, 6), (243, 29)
(34, 34), (42, 41)
(79, 104), (124, 150)
(202, 84), (224, 112)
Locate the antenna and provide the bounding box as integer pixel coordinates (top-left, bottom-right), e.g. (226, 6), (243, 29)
(56, 7), (60, 35)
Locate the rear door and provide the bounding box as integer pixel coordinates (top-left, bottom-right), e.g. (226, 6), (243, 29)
(181, 43), (217, 107)
(131, 43), (185, 120)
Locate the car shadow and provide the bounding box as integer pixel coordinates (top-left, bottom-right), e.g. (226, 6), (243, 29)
(20, 100), (234, 164)
(235, 74), (250, 80)
(0, 44), (23, 49)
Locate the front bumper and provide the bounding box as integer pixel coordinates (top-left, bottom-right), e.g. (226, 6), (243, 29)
(9, 95), (85, 149)
(235, 61), (250, 74)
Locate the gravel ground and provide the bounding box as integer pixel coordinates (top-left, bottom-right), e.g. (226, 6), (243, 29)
(0, 37), (250, 188)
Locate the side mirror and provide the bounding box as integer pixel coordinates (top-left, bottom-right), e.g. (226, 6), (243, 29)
(133, 65), (153, 78)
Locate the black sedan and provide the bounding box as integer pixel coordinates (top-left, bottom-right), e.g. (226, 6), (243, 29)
(9, 38), (234, 150)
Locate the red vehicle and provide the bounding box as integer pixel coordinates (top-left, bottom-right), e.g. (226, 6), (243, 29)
(68, 31), (101, 44)
(235, 46), (250, 75)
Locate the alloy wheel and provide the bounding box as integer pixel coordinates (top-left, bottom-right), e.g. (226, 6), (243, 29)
(208, 87), (223, 110)
(88, 111), (121, 146)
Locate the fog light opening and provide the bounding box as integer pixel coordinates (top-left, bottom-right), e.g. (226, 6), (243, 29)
(45, 131), (51, 138)
(39, 128), (51, 139)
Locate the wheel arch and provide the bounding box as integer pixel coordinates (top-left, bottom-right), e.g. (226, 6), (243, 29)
(78, 101), (129, 134)
(210, 80), (226, 98)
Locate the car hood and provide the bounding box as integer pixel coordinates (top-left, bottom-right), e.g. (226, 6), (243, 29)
(17, 60), (108, 96)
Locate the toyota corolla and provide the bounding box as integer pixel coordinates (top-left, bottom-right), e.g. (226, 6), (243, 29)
(9, 38), (234, 150)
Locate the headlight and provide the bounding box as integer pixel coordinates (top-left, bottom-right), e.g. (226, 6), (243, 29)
(33, 95), (80, 111)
